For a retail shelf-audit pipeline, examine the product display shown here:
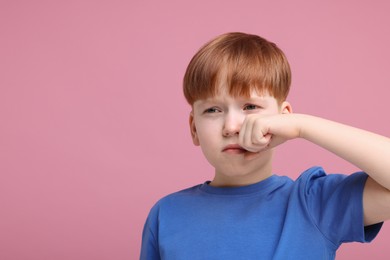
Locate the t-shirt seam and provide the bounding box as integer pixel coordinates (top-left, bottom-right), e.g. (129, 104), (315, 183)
(196, 176), (288, 197)
(148, 223), (159, 254)
(303, 177), (340, 250)
(197, 183), (283, 198)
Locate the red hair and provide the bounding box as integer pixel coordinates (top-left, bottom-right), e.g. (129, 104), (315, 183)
(183, 32), (291, 105)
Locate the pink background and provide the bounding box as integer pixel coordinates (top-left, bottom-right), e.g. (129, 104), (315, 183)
(1, 1), (389, 259)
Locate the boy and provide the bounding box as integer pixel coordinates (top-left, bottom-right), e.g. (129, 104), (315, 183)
(140, 32), (390, 259)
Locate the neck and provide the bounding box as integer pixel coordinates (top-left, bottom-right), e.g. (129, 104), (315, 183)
(210, 153), (274, 187)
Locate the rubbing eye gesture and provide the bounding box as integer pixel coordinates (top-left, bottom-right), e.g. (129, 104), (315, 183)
(239, 113), (301, 153)
(239, 112), (390, 225)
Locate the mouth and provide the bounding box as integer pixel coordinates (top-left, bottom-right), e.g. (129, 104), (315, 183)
(222, 144), (248, 154)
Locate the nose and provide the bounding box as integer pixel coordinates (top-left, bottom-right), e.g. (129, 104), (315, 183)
(222, 111), (244, 137)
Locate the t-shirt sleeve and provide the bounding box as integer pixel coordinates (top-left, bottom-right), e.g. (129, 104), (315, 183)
(298, 167), (383, 246)
(140, 204), (161, 260)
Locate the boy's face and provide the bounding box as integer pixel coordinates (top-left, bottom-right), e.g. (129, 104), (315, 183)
(189, 88), (291, 186)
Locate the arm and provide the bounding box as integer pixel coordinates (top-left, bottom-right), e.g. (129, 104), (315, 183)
(240, 113), (390, 225)
(298, 115), (390, 226)
(140, 209), (161, 260)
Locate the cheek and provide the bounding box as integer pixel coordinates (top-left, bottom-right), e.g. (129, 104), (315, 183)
(196, 122), (220, 145)
(197, 129), (216, 145)
(263, 107), (280, 115)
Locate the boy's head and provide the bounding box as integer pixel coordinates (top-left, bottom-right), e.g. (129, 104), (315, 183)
(183, 33), (292, 185)
(183, 32), (291, 106)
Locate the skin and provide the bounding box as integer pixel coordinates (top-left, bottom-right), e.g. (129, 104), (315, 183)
(189, 89), (390, 226)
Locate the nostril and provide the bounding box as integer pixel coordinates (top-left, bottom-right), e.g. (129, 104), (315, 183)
(223, 128), (240, 137)
(223, 113), (243, 136)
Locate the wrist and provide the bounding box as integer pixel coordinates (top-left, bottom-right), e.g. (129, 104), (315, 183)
(291, 113), (311, 139)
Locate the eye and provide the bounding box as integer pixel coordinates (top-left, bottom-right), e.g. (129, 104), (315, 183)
(243, 104), (261, 110)
(204, 107), (221, 114)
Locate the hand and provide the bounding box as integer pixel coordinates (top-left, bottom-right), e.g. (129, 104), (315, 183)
(238, 113), (301, 153)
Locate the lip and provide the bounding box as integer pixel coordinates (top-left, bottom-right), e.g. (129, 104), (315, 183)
(222, 144), (248, 154)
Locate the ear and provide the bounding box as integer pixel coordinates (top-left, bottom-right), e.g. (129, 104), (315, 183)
(280, 101), (293, 114)
(189, 111), (200, 146)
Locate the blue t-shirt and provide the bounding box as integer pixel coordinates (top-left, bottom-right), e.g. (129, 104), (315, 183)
(140, 167), (382, 259)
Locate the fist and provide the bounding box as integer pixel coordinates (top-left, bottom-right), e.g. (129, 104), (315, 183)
(238, 114), (301, 153)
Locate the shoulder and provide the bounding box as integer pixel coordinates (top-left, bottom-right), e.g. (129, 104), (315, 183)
(287, 166), (369, 220)
(147, 184), (203, 215)
(291, 167), (379, 244)
(295, 166), (368, 194)
(291, 166), (369, 224)
(159, 184), (203, 202)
